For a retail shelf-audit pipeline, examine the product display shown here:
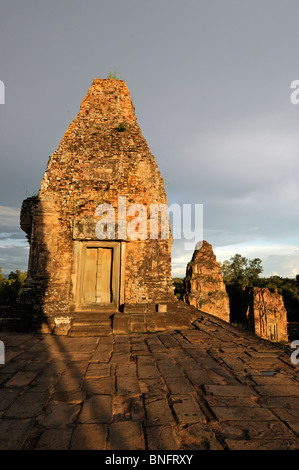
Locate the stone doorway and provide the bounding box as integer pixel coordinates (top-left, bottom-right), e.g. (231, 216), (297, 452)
(266, 319), (279, 342)
(74, 241), (123, 311)
(83, 247), (113, 305)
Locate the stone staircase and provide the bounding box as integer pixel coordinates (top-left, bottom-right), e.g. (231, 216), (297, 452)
(68, 310), (115, 337)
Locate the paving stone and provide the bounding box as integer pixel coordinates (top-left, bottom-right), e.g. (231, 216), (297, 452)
(84, 377), (115, 395)
(0, 362), (24, 376)
(110, 353), (130, 364)
(206, 368), (240, 385)
(144, 397), (175, 426)
(112, 396), (132, 421)
(130, 396), (145, 421)
(158, 334), (180, 349)
(38, 403), (81, 428)
(112, 396), (144, 422)
(23, 361), (46, 373)
(258, 396), (299, 408)
(156, 361), (184, 378)
(91, 350), (112, 362)
(213, 419), (295, 440)
(79, 396), (112, 424)
(146, 425), (180, 450)
(137, 364), (160, 379)
(211, 406), (277, 422)
(0, 418), (34, 450)
(204, 385), (258, 397)
(64, 361), (89, 375)
(36, 428), (73, 450)
(0, 388), (20, 411)
(136, 355), (156, 367)
(288, 422), (299, 434)
(113, 345), (131, 355)
(70, 424), (107, 450)
(107, 421), (145, 450)
(145, 338), (166, 354)
(116, 376), (141, 395)
(174, 356), (200, 371)
(254, 385), (299, 397)
(85, 363), (111, 379)
(29, 371), (61, 392)
(271, 407), (299, 422)
(4, 392), (48, 418)
(180, 369), (212, 386)
(179, 423), (223, 450)
(116, 363), (137, 377)
(49, 390), (86, 404)
(225, 439), (299, 450)
(4, 371), (39, 388)
(54, 375), (83, 392)
(131, 343), (150, 355)
(205, 395), (260, 408)
(164, 376), (194, 394)
(3, 349), (24, 362)
(139, 378), (168, 397)
(171, 394), (207, 424)
(0, 374), (15, 386)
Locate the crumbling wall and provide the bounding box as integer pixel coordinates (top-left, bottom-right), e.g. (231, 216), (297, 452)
(246, 287), (288, 342)
(184, 241), (230, 323)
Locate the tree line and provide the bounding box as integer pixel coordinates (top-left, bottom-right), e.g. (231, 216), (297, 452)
(173, 254), (299, 323)
(0, 267), (27, 303)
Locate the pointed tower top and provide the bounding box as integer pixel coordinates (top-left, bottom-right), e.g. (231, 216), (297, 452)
(77, 78), (136, 125)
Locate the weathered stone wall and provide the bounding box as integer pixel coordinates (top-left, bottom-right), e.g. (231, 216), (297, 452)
(20, 79), (175, 324)
(184, 241), (230, 322)
(246, 287), (288, 342)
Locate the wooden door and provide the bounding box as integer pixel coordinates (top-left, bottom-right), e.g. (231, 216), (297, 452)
(82, 247), (113, 305)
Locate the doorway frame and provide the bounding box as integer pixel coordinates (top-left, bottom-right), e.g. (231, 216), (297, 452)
(72, 240), (125, 312)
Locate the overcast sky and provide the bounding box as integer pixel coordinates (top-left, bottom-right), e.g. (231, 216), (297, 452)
(1, 0), (299, 277)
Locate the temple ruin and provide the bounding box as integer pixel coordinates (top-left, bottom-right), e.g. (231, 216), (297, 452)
(20, 78), (198, 335)
(183, 241), (230, 323)
(246, 287), (288, 342)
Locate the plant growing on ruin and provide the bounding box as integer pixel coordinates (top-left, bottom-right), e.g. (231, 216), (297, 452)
(107, 70), (120, 80)
(116, 122), (126, 132)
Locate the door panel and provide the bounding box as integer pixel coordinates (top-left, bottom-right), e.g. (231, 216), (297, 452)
(96, 248), (113, 303)
(83, 247), (98, 304)
(82, 247), (113, 305)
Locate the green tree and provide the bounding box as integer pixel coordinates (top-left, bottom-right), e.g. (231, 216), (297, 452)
(221, 254), (263, 288)
(0, 267), (5, 291)
(173, 278), (185, 300)
(221, 255), (263, 325)
(0, 267), (27, 303)
(246, 258), (263, 287)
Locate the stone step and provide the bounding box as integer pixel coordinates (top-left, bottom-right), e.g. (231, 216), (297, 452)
(74, 311), (115, 320)
(72, 318), (111, 326)
(68, 324), (112, 337)
(68, 312), (113, 337)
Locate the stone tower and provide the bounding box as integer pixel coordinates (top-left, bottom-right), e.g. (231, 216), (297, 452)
(184, 241), (230, 323)
(246, 287), (288, 342)
(20, 79), (176, 333)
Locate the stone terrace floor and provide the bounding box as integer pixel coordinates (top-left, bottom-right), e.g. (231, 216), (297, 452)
(0, 312), (299, 450)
